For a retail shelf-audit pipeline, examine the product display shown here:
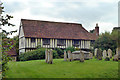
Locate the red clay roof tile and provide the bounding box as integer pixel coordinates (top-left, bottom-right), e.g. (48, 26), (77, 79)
(21, 19), (98, 40)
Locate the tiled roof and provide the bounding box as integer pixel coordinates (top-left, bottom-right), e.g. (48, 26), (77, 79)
(4, 39), (17, 56)
(21, 19), (98, 40)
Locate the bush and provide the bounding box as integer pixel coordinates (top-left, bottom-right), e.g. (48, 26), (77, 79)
(65, 46), (75, 52)
(54, 48), (64, 58)
(19, 48), (59, 61)
(75, 47), (80, 51)
(52, 50), (59, 58)
(105, 57), (110, 61)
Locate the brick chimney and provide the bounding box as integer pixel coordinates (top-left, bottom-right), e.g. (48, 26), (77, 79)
(95, 23), (99, 36)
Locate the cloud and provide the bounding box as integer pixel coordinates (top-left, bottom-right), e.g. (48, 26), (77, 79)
(1, 0), (119, 38)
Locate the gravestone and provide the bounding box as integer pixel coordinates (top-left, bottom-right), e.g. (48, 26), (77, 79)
(113, 54), (118, 61)
(72, 51), (80, 60)
(94, 48), (98, 56)
(116, 48), (118, 55)
(68, 50), (72, 61)
(48, 49), (53, 64)
(45, 49), (48, 63)
(89, 52), (93, 59)
(103, 50), (107, 59)
(96, 49), (102, 60)
(108, 49), (112, 58)
(64, 50), (67, 61)
(45, 49), (53, 64)
(116, 47), (120, 60)
(79, 50), (84, 62)
(72, 51), (90, 60)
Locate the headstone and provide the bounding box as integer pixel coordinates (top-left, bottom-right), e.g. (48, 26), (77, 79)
(108, 49), (112, 58)
(72, 51), (80, 60)
(116, 47), (120, 60)
(45, 49), (48, 63)
(68, 50), (72, 61)
(49, 49), (53, 64)
(64, 50), (67, 61)
(116, 48), (118, 55)
(94, 48), (98, 56)
(79, 50), (84, 62)
(103, 50), (107, 59)
(89, 52), (93, 59)
(113, 54), (118, 61)
(96, 49), (102, 60)
(45, 49), (53, 64)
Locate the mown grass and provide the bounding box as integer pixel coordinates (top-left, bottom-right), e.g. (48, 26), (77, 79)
(6, 58), (118, 78)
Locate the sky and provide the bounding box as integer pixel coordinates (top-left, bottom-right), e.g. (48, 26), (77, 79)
(1, 0), (119, 38)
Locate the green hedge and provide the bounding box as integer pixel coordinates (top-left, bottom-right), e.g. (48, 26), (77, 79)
(19, 48), (59, 61)
(65, 46), (75, 52)
(54, 48), (64, 58)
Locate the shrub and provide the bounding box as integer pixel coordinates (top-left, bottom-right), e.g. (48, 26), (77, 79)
(75, 47), (80, 51)
(19, 48), (59, 61)
(52, 50), (59, 58)
(54, 48), (64, 58)
(105, 57), (110, 61)
(65, 46), (75, 52)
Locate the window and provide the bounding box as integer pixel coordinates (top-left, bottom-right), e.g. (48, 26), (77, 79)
(43, 38), (50, 45)
(91, 40), (95, 45)
(73, 40), (79, 47)
(31, 38), (35, 43)
(57, 39), (65, 46)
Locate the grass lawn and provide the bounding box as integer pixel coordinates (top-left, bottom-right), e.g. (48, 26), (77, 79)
(6, 58), (118, 78)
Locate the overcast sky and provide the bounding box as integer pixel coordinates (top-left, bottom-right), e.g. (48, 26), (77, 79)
(1, 0), (119, 38)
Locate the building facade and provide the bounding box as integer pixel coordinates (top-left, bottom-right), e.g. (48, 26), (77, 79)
(19, 19), (99, 55)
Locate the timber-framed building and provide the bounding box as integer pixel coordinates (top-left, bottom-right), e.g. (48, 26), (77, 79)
(19, 19), (99, 54)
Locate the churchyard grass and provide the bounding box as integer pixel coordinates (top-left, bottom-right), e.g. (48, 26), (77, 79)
(6, 58), (118, 78)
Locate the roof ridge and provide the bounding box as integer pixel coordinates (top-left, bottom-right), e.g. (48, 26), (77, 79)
(21, 19), (82, 26)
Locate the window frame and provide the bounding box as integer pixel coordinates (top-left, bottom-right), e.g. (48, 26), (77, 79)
(31, 38), (35, 43)
(73, 40), (79, 47)
(43, 38), (50, 45)
(57, 39), (66, 46)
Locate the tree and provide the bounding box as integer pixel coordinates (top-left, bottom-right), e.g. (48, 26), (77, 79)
(94, 31), (117, 55)
(111, 27), (120, 47)
(0, 2), (17, 77)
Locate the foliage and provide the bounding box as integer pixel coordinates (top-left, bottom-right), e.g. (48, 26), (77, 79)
(54, 48), (64, 58)
(0, 2), (17, 77)
(52, 50), (59, 58)
(105, 57), (110, 61)
(75, 47), (80, 51)
(2, 38), (13, 77)
(65, 46), (75, 52)
(94, 31), (117, 55)
(89, 29), (95, 33)
(111, 27), (120, 47)
(19, 48), (59, 61)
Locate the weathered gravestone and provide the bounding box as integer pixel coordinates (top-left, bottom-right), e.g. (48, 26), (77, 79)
(102, 50), (107, 59)
(68, 50), (73, 61)
(94, 48), (98, 56)
(72, 51), (80, 60)
(116, 47), (120, 60)
(45, 49), (48, 63)
(96, 49), (102, 60)
(64, 50), (67, 61)
(113, 54), (118, 61)
(113, 47), (120, 61)
(107, 49), (112, 58)
(72, 51), (90, 60)
(79, 50), (84, 62)
(89, 52), (93, 59)
(45, 49), (53, 64)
